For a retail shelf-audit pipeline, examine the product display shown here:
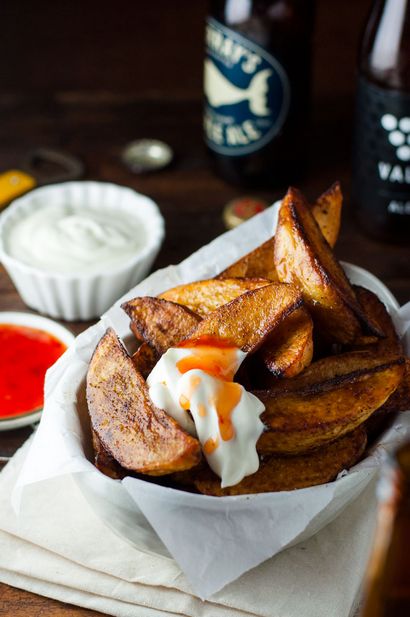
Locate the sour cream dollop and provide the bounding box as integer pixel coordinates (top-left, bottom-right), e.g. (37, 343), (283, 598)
(147, 341), (265, 488)
(6, 204), (146, 274)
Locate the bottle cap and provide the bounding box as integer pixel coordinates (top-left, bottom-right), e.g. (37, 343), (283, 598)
(223, 196), (268, 229)
(121, 139), (173, 173)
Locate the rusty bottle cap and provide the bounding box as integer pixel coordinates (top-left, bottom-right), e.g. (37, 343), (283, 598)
(223, 196), (268, 230)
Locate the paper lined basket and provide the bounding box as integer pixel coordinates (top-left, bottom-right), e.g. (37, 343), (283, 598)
(12, 203), (410, 599)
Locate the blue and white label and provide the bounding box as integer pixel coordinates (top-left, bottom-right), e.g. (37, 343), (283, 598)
(204, 17), (290, 156)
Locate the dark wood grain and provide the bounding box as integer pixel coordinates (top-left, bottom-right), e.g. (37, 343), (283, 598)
(0, 585), (107, 616)
(0, 0), (409, 614)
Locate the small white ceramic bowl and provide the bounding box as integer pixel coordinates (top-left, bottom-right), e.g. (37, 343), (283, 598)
(0, 182), (165, 321)
(0, 311), (74, 430)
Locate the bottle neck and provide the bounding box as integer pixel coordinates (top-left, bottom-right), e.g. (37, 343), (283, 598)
(360, 0), (410, 91)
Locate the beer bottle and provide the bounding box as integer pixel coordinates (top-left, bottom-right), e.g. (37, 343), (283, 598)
(360, 442), (410, 617)
(352, 0), (410, 243)
(204, 0), (315, 187)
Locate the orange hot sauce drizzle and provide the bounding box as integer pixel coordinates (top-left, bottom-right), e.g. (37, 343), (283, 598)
(0, 324), (67, 419)
(178, 374), (202, 411)
(197, 403), (207, 417)
(203, 436), (219, 455)
(213, 381), (242, 441)
(177, 336), (239, 381)
(177, 337), (243, 446)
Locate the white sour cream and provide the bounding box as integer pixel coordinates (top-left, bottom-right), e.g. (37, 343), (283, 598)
(147, 345), (265, 488)
(6, 204), (147, 274)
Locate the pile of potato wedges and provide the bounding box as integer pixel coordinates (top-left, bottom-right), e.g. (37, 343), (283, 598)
(86, 183), (410, 495)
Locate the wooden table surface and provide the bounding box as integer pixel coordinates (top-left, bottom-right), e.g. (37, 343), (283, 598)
(0, 2), (410, 614)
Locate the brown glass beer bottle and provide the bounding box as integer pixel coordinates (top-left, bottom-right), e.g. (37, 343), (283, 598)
(204, 0), (315, 188)
(360, 442), (410, 617)
(352, 0), (410, 243)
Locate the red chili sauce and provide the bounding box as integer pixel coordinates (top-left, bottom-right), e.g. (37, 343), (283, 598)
(0, 324), (67, 419)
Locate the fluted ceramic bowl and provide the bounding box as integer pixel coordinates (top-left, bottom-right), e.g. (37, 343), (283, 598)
(0, 181), (165, 320)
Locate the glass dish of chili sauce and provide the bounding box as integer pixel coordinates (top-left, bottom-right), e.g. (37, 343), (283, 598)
(0, 312), (74, 430)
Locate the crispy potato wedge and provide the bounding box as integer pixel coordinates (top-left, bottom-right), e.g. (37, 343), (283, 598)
(122, 297), (201, 355)
(273, 188), (380, 343)
(378, 357), (410, 414)
(87, 328), (201, 475)
(265, 347), (404, 395)
(186, 282), (303, 353)
(194, 426), (367, 495)
(131, 342), (159, 379)
(159, 277), (270, 316)
(365, 358), (410, 441)
(311, 182), (342, 248)
(353, 286), (403, 355)
(260, 307), (313, 378)
(218, 238), (279, 281)
(217, 184), (342, 280)
(256, 356), (404, 454)
(92, 428), (126, 479)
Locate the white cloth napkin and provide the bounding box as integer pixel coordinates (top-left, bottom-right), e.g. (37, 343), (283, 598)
(0, 436), (378, 617)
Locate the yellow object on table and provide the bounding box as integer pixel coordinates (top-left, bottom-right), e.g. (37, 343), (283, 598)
(0, 170), (36, 210)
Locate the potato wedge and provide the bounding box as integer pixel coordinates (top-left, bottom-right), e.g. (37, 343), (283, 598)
(131, 342), (158, 379)
(274, 188), (382, 343)
(353, 286), (403, 355)
(371, 357), (410, 416)
(265, 348), (404, 395)
(186, 282), (303, 353)
(311, 182), (342, 248)
(159, 277), (270, 316)
(194, 426), (366, 495)
(122, 297), (201, 355)
(92, 428), (126, 479)
(365, 358), (410, 442)
(86, 328), (201, 475)
(260, 307), (313, 378)
(217, 184), (342, 280)
(218, 238), (279, 281)
(256, 356), (404, 454)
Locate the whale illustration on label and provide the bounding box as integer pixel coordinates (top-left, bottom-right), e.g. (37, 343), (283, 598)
(204, 60), (272, 117)
(204, 17), (290, 156)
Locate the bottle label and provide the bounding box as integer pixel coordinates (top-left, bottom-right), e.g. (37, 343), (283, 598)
(204, 17), (290, 156)
(353, 78), (410, 220)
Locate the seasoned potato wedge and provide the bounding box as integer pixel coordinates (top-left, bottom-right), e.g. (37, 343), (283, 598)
(372, 357), (410, 415)
(365, 358), (410, 441)
(265, 347), (404, 395)
(186, 282), (303, 353)
(311, 182), (342, 248)
(353, 286), (403, 355)
(261, 307), (313, 378)
(87, 328), (201, 475)
(131, 342), (159, 379)
(217, 183), (342, 281)
(194, 426), (366, 495)
(274, 188), (380, 343)
(159, 277), (270, 316)
(122, 297), (201, 355)
(92, 428), (126, 479)
(256, 356), (404, 454)
(218, 238), (279, 281)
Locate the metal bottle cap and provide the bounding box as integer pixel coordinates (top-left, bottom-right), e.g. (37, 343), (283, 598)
(223, 196), (268, 229)
(121, 139), (173, 173)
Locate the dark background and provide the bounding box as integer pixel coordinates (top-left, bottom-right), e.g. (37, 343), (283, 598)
(1, 0), (408, 314)
(1, 1), (368, 100)
(0, 0), (373, 198)
(0, 0), (384, 283)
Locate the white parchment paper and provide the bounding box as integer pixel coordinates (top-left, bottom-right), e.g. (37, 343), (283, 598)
(12, 203), (410, 599)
